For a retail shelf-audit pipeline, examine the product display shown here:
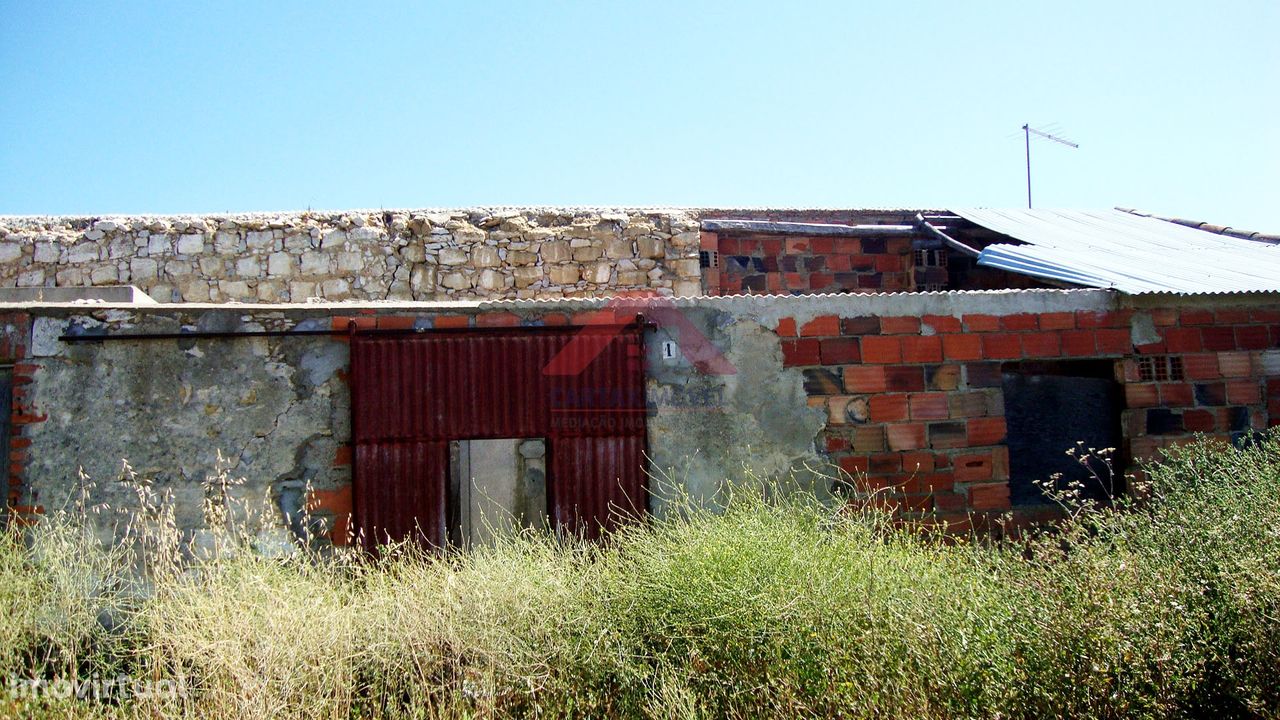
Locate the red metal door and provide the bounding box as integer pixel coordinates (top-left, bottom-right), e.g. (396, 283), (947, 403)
(350, 325), (647, 547)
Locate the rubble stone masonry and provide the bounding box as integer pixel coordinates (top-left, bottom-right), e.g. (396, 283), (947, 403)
(0, 208), (707, 302)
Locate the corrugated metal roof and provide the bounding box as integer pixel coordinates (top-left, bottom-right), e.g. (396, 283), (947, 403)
(955, 208), (1280, 294)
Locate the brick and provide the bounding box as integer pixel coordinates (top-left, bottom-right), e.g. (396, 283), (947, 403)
(903, 472), (953, 495)
(942, 334), (982, 361)
(1217, 351), (1252, 377)
(909, 393), (949, 420)
(1227, 380), (1261, 405)
(774, 317), (797, 337)
(884, 366), (926, 392)
(1251, 309), (1280, 323)
(886, 423), (926, 451)
(981, 334), (1022, 360)
(1021, 332), (1062, 358)
(1180, 309), (1215, 325)
(853, 426), (887, 453)
(953, 452), (994, 482)
(925, 364), (961, 391)
(901, 336), (943, 363)
(541, 313), (570, 326)
(1162, 327), (1203, 353)
(333, 445), (352, 467)
(963, 314), (1000, 332)
(1000, 313), (1038, 331)
(921, 315), (963, 333)
(880, 316), (920, 334)
(838, 455), (869, 477)
(1194, 382), (1227, 406)
(1038, 312), (1075, 330)
(1061, 330), (1097, 356)
(870, 394), (910, 422)
(803, 369), (843, 395)
(862, 336), (902, 363)
(991, 446), (1010, 481)
(375, 316), (416, 330)
(874, 255), (903, 272)
(1182, 353), (1220, 380)
(844, 366), (887, 393)
(435, 315), (472, 329)
(477, 312), (521, 327)
(1215, 309), (1251, 324)
(968, 483), (1011, 511)
(800, 315), (840, 337)
(1124, 383), (1159, 408)
(825, 434), (851, 453)
(840, 316), (881, 336)
(901, 451), (936, 473)
(949, 391), (991, 418)
(965, 362), (1003, 388)
(1095, 329), (1131, 355)
(781, 339), (822, 367)
(1201, 327), (1237, 352)
(928, 421), (968, 450)
(967, 417), (1007, 446)
(1236, 325), (1271, 350)
(868, 453), (901, 474)
(1159, 383), (1195, 407)
(819, 337), (861, 364)
(1149, 308), (1179, 326)
(332, 315), (376, 332)
(1077, 310), (1130, 328)
(306, 486), (353, 516)
(1182, 409), (1217, 432)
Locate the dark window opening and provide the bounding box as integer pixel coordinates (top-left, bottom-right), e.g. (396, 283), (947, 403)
(914, 248), (948, 268)
(1002, 360), (1126, 506)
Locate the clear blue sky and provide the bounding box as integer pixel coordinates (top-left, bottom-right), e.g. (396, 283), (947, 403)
(2, 1), (1276, 231)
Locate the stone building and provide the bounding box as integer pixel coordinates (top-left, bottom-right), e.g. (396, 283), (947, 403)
(0, 206), (1276, 549)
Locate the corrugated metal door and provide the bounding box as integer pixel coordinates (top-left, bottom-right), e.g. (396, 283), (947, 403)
(350, 326), (646, 547)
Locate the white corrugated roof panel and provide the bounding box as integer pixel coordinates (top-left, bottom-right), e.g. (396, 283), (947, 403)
(954, 208), (1280, 294)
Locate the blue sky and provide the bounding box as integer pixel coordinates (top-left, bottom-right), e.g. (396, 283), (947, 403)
(2, 1), (1276, 232)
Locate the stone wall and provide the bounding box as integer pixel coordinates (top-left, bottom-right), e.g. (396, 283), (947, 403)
(0, 208), (705, 302)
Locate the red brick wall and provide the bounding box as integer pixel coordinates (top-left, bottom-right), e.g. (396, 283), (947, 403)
(706, 231), (914, 296)
(776, 305), (1279, 529)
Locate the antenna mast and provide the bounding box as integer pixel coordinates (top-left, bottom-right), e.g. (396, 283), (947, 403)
(1022, 123), (1079, 208)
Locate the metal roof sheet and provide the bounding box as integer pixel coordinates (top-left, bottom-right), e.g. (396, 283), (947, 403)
(954, 208), (1280, 294)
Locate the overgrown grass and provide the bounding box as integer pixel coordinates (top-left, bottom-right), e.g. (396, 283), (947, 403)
(1, 433), (1278, 719)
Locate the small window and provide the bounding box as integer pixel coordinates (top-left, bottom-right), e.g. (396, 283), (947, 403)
(1137, 355), (1184, 382)
(698, 250), (719, 269)
(914, 249), (948, 268)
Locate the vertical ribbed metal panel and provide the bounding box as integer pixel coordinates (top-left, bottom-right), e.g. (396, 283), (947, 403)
(351, 326), (647, 546)
(549, 434), (648, 540)
(353, 440), (448, 548)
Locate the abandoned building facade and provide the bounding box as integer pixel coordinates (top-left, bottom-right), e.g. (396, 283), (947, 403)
(0, 206), (1277, 548)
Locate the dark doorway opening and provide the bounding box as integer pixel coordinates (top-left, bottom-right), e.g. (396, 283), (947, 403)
(1002, 360), (1125, 506)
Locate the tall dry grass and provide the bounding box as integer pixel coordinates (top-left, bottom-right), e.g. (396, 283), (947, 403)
(0, 433), (1277, 718)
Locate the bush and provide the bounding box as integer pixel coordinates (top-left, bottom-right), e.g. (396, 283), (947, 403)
(0, 432), (1276, 718)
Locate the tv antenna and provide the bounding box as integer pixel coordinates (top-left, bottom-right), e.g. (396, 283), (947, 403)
(1022, 123), (1078, 208)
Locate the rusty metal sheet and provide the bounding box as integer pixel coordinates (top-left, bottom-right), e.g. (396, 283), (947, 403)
(350, 326), (647, 546)
(548, 434), (648, 540)
(352, 439), (448, 548)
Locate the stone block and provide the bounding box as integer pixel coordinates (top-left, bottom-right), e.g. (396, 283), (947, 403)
(300, 252), (330, 275)
(235, 256), (261, 277)
(129, 258), (159, 282)
(547, 264), (580, 285)
(176, 234), (205, 254)
(320, 278), (351, 299)
(540, 241), (570, 263)
(472, 246), (500, 268)
(637, 237), (665, 258)
(336, 252), (363, 272)
(604, 238), (634, 259)
(582, 262), (612, 284)
(0, 242), (23, 263)
(267, 252), (295, 277)
(439, 247), (468, 265)
(507, 250), (538, 265)
(441, 271), (471, 290)
(513, 266), (542, 288)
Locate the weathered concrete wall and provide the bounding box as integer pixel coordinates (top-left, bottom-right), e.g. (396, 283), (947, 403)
(5, 288), (1277, 547)
(0, 208), (705, 303)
